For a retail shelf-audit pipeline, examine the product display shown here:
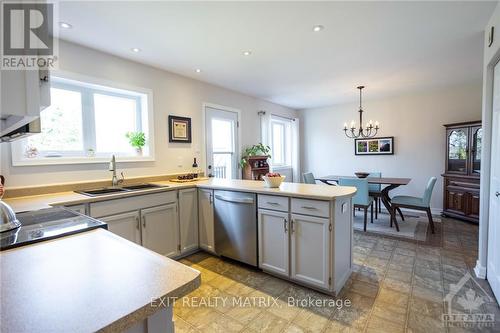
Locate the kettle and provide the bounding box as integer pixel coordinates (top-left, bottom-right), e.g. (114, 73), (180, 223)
(0, 175), (21, 232)
(0, 200), (21, 233)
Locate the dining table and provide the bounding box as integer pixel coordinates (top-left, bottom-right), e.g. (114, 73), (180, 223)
(316, 175), (411, 221)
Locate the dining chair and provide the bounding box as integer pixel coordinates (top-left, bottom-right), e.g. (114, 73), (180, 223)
(338, 178), (374, 231)
(390, 177), (437, 233)
(303, 172), (316, 184)
(368, 172), (382, 219)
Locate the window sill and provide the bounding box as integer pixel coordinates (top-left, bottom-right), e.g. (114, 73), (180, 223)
(12, 155), (155, 167)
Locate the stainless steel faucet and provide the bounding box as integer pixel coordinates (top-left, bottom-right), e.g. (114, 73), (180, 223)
(109, 155), (124, 187)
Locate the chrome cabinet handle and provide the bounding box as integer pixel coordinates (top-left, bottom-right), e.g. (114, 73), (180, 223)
(135, 216), (140, 230)
(496, 191), (500, 198)
(291, 219), (295, 233)
(267, 202), (279, 205)
(301, 206), (316, 210)
(283, 218), (288, 233)
(142, 216), (146, 228)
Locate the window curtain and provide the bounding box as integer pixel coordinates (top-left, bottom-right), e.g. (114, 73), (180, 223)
(291, 117), (300, 183)
(260, 111), (272, 151)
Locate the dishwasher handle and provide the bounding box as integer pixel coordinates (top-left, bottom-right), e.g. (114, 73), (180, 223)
(214, 194), (255, 204)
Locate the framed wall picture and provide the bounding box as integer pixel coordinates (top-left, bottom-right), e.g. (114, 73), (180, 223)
(355, 136), (394, 155)
(168, 115), (192, 143)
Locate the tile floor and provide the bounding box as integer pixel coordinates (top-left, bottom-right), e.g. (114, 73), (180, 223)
(173, 218), (500, 332)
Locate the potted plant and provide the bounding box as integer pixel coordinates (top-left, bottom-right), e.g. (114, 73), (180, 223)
(239, 143), (271, 168)
(125, 131), (146, 156)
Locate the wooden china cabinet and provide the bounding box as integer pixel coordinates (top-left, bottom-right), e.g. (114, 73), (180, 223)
(442, 121), (482, 223)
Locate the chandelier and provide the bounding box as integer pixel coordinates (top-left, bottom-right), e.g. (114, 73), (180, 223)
(343, 86), (379, 139)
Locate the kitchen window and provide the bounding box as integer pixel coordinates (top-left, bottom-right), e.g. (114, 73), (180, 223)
(270, 116), (292, 167)
(11, 74), (154, 165)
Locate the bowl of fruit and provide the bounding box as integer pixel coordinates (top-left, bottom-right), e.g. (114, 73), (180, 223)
(262, 172), (286, 188)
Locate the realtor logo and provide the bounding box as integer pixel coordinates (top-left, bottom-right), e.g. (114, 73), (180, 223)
(443, 272), (495, 328)
(1, 1), (58, 69)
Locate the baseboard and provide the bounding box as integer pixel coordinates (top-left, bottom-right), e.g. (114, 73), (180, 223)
(474, 261), (487, 279)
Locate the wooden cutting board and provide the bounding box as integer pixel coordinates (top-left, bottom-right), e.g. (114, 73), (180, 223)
(169, 177), (210, 183)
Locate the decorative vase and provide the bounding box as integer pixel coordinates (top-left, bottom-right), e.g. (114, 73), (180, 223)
(136, 147), (143, 156)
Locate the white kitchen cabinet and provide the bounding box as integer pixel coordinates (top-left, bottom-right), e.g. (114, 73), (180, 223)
(100, 211), (141, 245)
(198, 189), (215, 253)
(290, 213), (330, 290)
(142, 203), (179, 257)
(258, 209), (289, 277)
(179, 188), (199, 254)
(64, 204), (87, 215)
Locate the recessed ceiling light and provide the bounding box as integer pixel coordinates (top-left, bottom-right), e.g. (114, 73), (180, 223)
(195, 68), (202, 73)
(59, 22), (72, 29)
(131, 47), (141, 53)
(312, 25), (324, 32)
(242, 50), (252, 56)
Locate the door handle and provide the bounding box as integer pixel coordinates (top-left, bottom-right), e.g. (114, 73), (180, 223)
(496, 191), (500, 198)
(290, 219), (295, 233)
(301, 206), (316, 210)
(283, 218), (288, 233)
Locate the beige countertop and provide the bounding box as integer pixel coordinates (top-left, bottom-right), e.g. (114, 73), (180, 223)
(0, 229), (201, 333)
(4, 178), (356, 213)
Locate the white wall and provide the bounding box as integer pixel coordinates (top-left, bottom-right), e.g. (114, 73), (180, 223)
(0, 40), (296, 188)
(299, 83), (482, 210)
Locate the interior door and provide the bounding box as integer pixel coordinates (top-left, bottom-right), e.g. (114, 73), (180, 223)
(205, 106), (239, 179)
(487, 61), (500, 302)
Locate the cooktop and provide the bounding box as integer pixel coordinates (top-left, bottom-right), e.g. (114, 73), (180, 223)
(1, 207), (107, 250)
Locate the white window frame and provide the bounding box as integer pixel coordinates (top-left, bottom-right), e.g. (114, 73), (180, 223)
(11, 71), (155, 166)
(270, 115), (292, 168)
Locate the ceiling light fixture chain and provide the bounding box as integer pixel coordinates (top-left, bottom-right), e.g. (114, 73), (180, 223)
(343, 86), (379, 139)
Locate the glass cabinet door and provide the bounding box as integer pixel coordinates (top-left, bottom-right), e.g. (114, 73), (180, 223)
(447, 128), (468, 174)
(471, 126), (482, 175)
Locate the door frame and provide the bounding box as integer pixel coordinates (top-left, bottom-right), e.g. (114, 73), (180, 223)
(475, 45), (500, 281)
(202, 102), (242, 179)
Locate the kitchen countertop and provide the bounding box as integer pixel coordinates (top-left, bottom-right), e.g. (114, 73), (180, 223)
(0, 228), (201, 332)
(4, 178), (356, 213)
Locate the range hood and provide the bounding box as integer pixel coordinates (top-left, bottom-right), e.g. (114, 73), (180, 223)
(0, 118), (41, 142)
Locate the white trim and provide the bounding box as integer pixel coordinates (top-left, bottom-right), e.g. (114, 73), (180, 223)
(202, 102), (242, 179)
(10, 71), (155, 166)
(474, 261), (487, 279)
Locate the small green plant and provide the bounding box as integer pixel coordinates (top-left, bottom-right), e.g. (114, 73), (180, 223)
(126, 131), (146, 149)
(239, 143), (271, 168)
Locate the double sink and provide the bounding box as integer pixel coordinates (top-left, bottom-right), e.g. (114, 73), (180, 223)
(76, 183), (168, 197)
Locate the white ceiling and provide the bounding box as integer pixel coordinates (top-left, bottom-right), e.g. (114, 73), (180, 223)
(58, 1), (496, 109)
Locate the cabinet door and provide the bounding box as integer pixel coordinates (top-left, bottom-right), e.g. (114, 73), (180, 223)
(258, 209), (289, 277)
(467, 192), (480, 220)
(198, 189), (215, 252)
(290, 214), (330, 290)
(446, 189), (467, 215)
(179, 189), (199, 254)
(446, 128), (469, 174)
(142, 204), (179, 257)
(469, 126), (482, 176)
(99, 211), (141, 245)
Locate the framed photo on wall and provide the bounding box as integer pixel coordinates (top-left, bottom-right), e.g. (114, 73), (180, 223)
(168, 115), (192, 143)
(355, 136), (394, 155)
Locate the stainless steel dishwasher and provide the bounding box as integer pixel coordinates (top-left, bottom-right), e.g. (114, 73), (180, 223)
(213, 190), (257, 266)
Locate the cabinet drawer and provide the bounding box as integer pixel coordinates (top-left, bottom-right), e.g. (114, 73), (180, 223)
(90, 191), (177, 218)
(258, 195), (289, 212)
(291, 198), (330, 218)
